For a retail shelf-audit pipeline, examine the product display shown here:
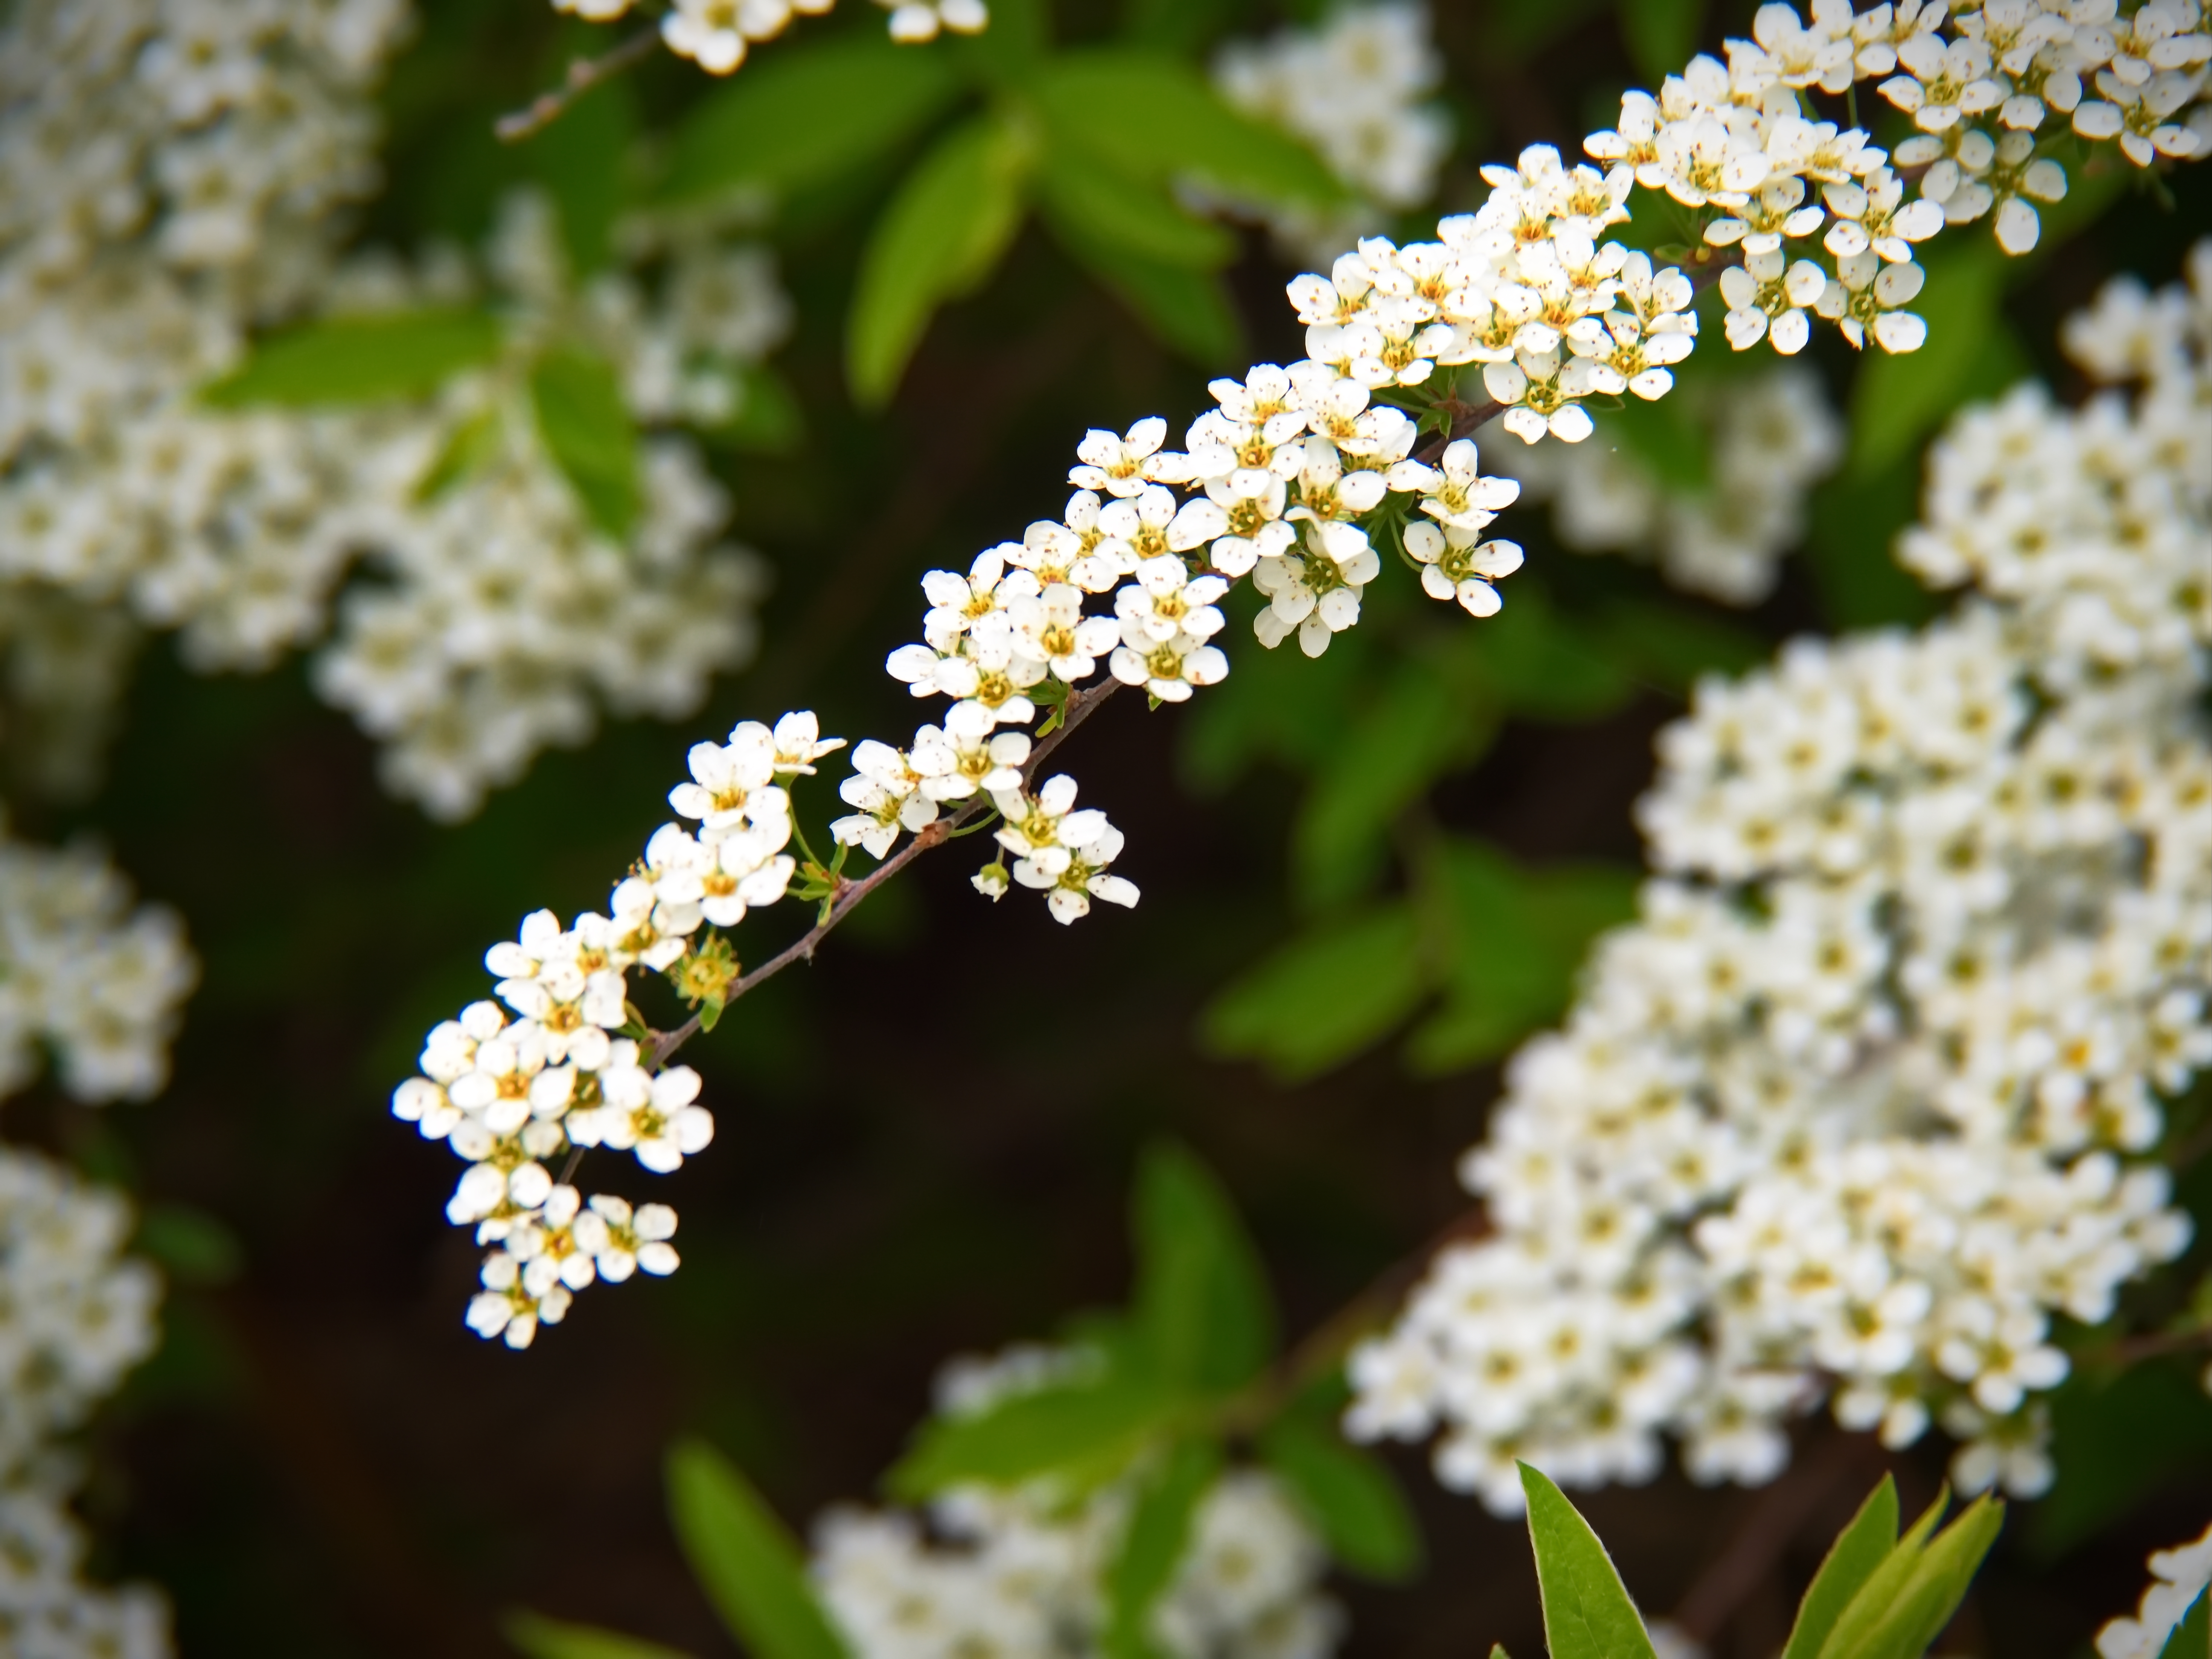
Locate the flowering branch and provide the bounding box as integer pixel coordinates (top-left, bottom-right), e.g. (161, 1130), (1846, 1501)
(495, 25), (660, 143)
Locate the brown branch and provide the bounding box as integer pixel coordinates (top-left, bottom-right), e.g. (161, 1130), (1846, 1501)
(644, 676), (1124, 1071)
(495, 25), (659, 144)
(2080, 1321), (2212, 1370)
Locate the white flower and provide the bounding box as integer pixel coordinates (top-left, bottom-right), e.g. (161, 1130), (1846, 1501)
(878, 0), (988, 44)
(1718, 250), (1828, 355)
(1880, 33), (2007, 131)
(1251, 528), (1379, 657)
(911, 705), (1031, 802)
(661, 0), (752, 74)
(990, 774), (1112, 880)
(1013, 814), (1140, 923)
(1194, 468), (1298, 577)
(1113, 555), (1229, 647)
(1415, 439), (1521, 533)
(1004, 582), (1119, 682)
(1822, 171), (1946, 263)
(1068, 417), (1170, 498)
(571, 1061), (714, 1173)
(669, 731), (790, 841)
(831, 740), (939, 858)
(2097, 1522), (2212, 1659)
(1405, 521), (1525, 617)
(1109, 623), (1230, 702)
(1816, 250), (1929, 352)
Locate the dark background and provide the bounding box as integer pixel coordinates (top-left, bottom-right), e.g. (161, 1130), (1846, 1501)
(9, 1), (2210, 1654)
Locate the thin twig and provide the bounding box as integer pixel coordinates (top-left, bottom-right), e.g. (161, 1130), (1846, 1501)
(644, 677), (1125, 1071)
(2081, 1321), (2212, 1369)
(495, 25), (659, 144)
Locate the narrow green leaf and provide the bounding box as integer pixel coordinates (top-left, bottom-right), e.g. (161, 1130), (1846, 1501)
(530, 347), (641, 539)
(1034, 50), (1342, 208)
(699, 992), (725, 1033)
(1046, 214), (1244, 365)
(1198, 902), (1425, 1083)
(1104, 1438), (1223, 1659)
(888, 1371), (1177, 1499)
(1258, 1417), (1422, 1582)
(847, 111), (1032, 407)
(202, 310), (502, 407)
(665, 1441), (850, 1659)
(505, 1609), (699, 1659)
(1131, 1142), (1275, 1396)
(1844, 1496), (2003, 1659)
(1619, 0), (1705, 87)
(1814, 1489), (1950, 1659)
(949, 0), (1048, 86)
(1847, 243), (2006, 480)
(1490, 1647), (1513, 1659)
(1519, 1463), (1659, 1659)
(2158, 1588), (2209, 1659)
(523, 49), (636, 274)
(663, 34), (962, 202)
(415, 405), (506, 503)
(1038, 140), (1235, 269)
(1781, 1477), (1900, 1659)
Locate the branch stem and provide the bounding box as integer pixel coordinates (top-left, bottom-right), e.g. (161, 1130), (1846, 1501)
(494, 26), (659, 144)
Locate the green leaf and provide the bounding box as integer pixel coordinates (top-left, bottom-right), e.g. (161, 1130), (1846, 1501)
(949, 0), (1048, 87)
(134, 1202), (244, 1286)
(523, 49), (636, 274)
(1120, 0), (1237, 51)
(1104, 1438), (1223, 1659)
(1292, 655), (1493, 908)
(1199, 902), (1426, 1083)
(202, 310), (503, 407)
(1258, 1417), (1422, 1582)
(847, 111), (1033, 408)
(1601, 391), (1711, 495)
(664, 1441), (850, 1659)
(1839, 1496), (2003, 1659)
(1038, 139), (1235, 269)
(1131, 1143), (1275, 1397)
(1847, 242), (2008, 481)
(1781, 1478), (1900, 1659)
(1462, 586), (1633, 722)
(504, 1609), (699, 1659)
(1034, 50), (1342, 208)
(1619, 0), (1705, 87)
(1588, 598), (1766, 696)
(2031, 1361), (2212, 1560)
(888, 1370), (1179, 1500)
(663, 33), (963, 202)
(415, 405), (507, 503)
(1406, 840), (1637, 1075)
(1813, 1490), (1949, 1659)
(715, 361), (806, 454)
(530, 347), (641, 539)
(1047, 217), (1244, 365)
(2159, 1589), (2209, 1659)
(1519, 1463), (1659, 1659)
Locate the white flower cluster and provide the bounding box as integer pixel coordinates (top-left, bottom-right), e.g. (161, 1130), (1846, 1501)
(0, 824), (197, 1106)
(2097, 1520), (2212, 1659)
(809, 1349), (1339, 1659)
(1214, 3), (1452, 265)
(0, 1152), (170, 1659)
(0, 2), (789, 820)
(1345, 251), (2212, 1516)
(393, 711), (840, 1346)
(1488, 365), (1844, 604)
(553, 0), (985, 76)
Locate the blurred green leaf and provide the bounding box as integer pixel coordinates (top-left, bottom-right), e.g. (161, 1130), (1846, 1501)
(134, 1202), (244, 1287)
(2029, 1360), (2212, 1559)
(1463, 586), (1634, 721)
(889, 1369), (1179, 1499)
(1781, 1478), (1900, 1659)
(951, 0), (1048, 86)
(1120, 0), (1238, 52)
(1034, 50), (1341, 209)
(1259, 1417), (1422, 1582)
(1813, 1491), (1948, 1659)
(1039, 139), (1235, 269)
(523, 57), (635, 274)
(665, 1440), (851, 1659)
(505, 1610), (698, 1659)
(1292, 653), (1495, 909)
(1848, 242), (2008, 481)
(663, 34), (963, 202)
(1601, 392), (1711, 495)
(1104, 1437), (1222, 1659)
(1179, 612), (1367, 791)
(2159, 1589), (2209, 1659)
(1048, 216), (1245, 365)
(716, 361), (807, 454)
(847, 111), (1032, 407)
(1589, 598), (1766, 696)
(1200, 902), (1425, 1082)
(530, 347), (641, 538)
(202, 309), (503, 407)
(1802, 452), (1944, 632)
(1132, 1142), (1275, 1396)
(415, 405), (506, 502)
(1406, 839), (1637, 1075)
(1619, 0), (1704, 87)
(1519, 1463), (1659, 1659)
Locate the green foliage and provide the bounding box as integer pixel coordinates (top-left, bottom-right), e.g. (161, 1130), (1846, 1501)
(1519, 1463), (1660, 1659)
(716, 362), (807, 454)
(1779, 1477), (1900, 1659)
(2161, 1588), (2210, 1659)
(530, 347), (642, 538)
(2030, 1361), (2212, 1558)
(133, 1202), (244, 1286)
(524, 53), (636, 274)
(1406, 839), (1637, 1074)
(846, 111), (1033, 407)
(1132, 1141), (1276, 1394)
(1808, 1487), (2003, 1659)
(1032, 50), (1342, 209)
(1103, 1438), (1224, 1659)
(1051, 223), (1246, 365)
(505, 1610), (699, 1659)
(666, 1440), (852, 1659)
(662, 34), (963, 202)
(1619, 0), (1706, 94)
(1036, 140), (1236, 269)
(1848, 242), (2010, 480)
(1461, 585), (1634, 721)
(888, 1366), (1180, 1499)
(1118, 0), (1239, 52)
(201, 309), (504, 407)
(1257, 1415), (1422, 1582)
(1199, 902), (1426, 1082)
(415, 404), (507, 502)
